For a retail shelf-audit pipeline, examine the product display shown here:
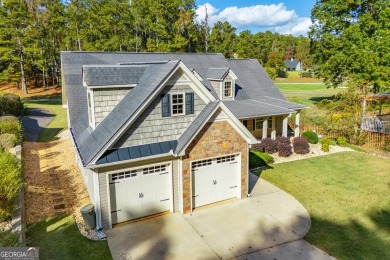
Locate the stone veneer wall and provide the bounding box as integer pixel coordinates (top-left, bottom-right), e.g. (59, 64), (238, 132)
(181, 120), (248, 213)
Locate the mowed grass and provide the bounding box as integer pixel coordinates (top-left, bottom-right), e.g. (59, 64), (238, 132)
(27, 215), (112, 260)
(276, 83), (343, 116)
(259, 152), (390, 259)
(23, 99), (68, 142)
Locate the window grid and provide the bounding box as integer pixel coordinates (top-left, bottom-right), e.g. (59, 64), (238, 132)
(143, 165), (167, 175)
(111, 170), (137, 181)
(192, 159), (212, 169)
(255, 119), (263, 130)
(224, 81), (232, 97)
(216, 155), (236, 164)
(172, 94), (184, 115)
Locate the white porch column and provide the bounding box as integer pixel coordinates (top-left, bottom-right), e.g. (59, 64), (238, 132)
(271, 116), (276, 139)
(282, 115), (288, 137)
(262, 118), (268, 139)
(294, 111), (300, 137)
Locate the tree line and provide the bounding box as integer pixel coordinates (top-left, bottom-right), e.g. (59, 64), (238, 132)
(0, 0), (311, 93)
(1, 0), (387, 94)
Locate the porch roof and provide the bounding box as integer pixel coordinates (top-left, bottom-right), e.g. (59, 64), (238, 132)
(223, 99), (295, 119)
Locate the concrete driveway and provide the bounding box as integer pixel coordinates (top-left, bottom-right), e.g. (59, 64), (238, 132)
(106, 174), (334, 260)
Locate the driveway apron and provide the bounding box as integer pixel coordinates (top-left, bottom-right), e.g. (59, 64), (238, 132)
(106, 174), (319, 259)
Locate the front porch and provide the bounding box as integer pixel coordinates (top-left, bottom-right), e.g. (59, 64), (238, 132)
(241, 111), (301, 141)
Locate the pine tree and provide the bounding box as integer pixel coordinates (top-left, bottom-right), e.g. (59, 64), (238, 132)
(310, 0), (390, 93)
(0, 0), (35, 93)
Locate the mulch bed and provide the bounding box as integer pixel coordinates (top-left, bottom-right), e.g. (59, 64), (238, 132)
(23, 133), (97, 238)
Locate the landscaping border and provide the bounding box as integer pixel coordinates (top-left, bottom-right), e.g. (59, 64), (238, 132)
(11, 144), (25, 244)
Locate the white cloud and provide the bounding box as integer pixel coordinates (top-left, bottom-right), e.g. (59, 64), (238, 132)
(216, 4), (297, 27)
(195, 3), (219, 24)
(195, 3), (312, 36)
(274, 17), (312, 36)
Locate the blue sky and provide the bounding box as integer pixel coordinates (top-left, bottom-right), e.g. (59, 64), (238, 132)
(196, 1), (316, 36)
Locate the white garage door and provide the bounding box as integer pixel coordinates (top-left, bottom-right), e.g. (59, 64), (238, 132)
(109, 164), (171, 224)
(192, 155), (240, 208)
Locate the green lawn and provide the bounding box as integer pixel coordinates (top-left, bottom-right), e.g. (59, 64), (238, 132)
(258, 152), (390, 259)
(276, 83), (343, 118)
(27, 215), (112, 260)
(23, 99), (68, 142)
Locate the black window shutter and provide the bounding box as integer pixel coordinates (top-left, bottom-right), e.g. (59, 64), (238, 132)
(161, 94), (171, 117)
(252, 119), (255, 131)
(185, 92), (194, 115)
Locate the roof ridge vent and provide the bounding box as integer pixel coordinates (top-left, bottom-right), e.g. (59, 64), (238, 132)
(119, 60), (172, 65)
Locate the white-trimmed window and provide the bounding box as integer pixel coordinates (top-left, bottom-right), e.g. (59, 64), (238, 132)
(255, 119), (263, 130)
(171, 93), (185, 115)
(87, 89), (95, 128)
(223, 81), (233, 98)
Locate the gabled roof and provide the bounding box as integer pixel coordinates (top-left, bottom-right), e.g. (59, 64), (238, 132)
(207, 67), (229, 80)
(175, 101), (257, 156)
(83, 65), (147, 86)
(71, 60), (180, 166)
(284, 59), (300, 69)
(62, 52), (306, 167)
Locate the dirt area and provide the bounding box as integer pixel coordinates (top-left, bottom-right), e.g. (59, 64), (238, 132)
(23, 131), (96, 238)
(0, 83), (61, 99)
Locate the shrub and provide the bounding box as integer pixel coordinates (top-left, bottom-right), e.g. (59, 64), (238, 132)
(293, 137), (310, 154)
(249, 151), (274, 169)
(276, 136), (291, 145)
(0, 116), (19, 123)
(0, 229), (20, 247)
(0, 94), (23, 116)
(0, 150), (22, 220)
(321, 138), (330, 152)
(278, 142), (292, 157)
(251, 143), (263, 152)
(0, 134), (17, 149)
(301, 130), (319, 144)
(336, 137), (348, 147)
(259, 138), (278, 154)
(0, 119), (22, 144)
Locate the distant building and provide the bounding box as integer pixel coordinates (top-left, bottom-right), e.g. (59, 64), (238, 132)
(284, 58), (301, 71)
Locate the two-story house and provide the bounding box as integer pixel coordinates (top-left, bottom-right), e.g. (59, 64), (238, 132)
(61, 52), (305, 230)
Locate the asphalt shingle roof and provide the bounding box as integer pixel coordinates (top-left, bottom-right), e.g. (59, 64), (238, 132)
(223, 99), (294, 119)
(70, 60), (179, 165)
(83, 65), (147, 86)
(207, 67), (229, 80)
(62, 52), (306, 166)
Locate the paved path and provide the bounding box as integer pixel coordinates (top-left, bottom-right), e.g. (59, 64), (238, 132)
(106, 174), (335, 259)
(21, 108), (54, 141)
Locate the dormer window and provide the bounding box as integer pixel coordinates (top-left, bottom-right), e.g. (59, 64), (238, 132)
(223, 81), (233, 98)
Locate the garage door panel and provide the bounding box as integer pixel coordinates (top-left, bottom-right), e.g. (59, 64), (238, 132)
(109, 163), (171, 225)
(192, 155), (240, 208)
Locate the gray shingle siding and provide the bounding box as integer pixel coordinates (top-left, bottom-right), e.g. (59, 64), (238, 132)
(114, 84), (206, 148)
(93, 88), (131, 125)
